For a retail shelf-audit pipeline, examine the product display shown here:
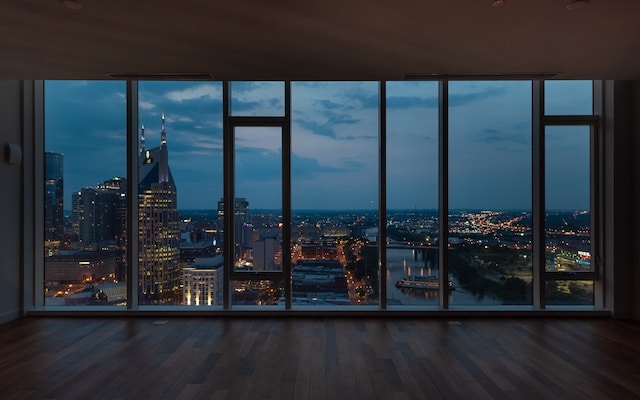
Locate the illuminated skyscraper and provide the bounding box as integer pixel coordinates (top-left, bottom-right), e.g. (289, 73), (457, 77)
(217, 197), (249, 226)
(72, 177), (127, 281)
(44, 151), (64, 241)
(73, 178), (126, 248)
(138, 114), (180, 304)
(217, 197), (250, 259)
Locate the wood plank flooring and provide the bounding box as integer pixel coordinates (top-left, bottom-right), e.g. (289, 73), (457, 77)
(0, 317), (639, 399)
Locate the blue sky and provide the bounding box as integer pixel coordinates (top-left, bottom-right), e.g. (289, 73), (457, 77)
(44, 80), (592, 210)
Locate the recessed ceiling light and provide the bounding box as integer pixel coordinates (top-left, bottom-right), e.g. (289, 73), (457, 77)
(566, 0), (588, 11)
(61, 0), (82, 10)
(492, 0), (505, 7)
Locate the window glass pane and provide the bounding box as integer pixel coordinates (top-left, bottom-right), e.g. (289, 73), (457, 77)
(233, 127), (282, 273)
(44, 81), (127, 306)
(546, 280), (594, 305)
(545, 126), (592, 272)
(138, 81), (223, 305)
(291, 82), (379, 306)
(544, 80), (593, 115)
(230, 81), (285, 117)
(449, 81), (533, 306)
(385, 81), (440, 307)
(232, 280), (284, 307)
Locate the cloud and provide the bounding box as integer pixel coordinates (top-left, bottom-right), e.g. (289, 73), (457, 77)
(387, 95), (439, 109)
(449, 86), (507, 107)
(100, 129), (127, 142)
(139, 100), (155, 110)
(292, 122), (377, 173)
(474, 128), (529, 145)
(229, 82), (285, 116)
(165, 115), (194, 124)
(235, 127), (282, 153)
(290, 153), (349, 180)
(341, 134), (377, 140)
(169, 129), (222, 151)
(386, 81), (505, 110)
(46, 79), (587, 210)
(165, 83), (222, 102)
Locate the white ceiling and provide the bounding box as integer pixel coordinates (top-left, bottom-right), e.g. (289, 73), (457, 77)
(1, 0), (639, 80)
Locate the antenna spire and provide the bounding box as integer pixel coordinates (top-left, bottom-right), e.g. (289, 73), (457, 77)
(140, 124), (146, 153)
(161, 113), (167, 144)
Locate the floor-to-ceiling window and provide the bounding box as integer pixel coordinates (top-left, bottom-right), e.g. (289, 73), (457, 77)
(44, 80), (128, 306)
(229, 81), (286, 308)
(448, 81), (533, 307)
(385, 81), (440, 308)
(137, 81), (223, 307)
(290, 82), (380, 307)
(543, 80), (596, 306)
(41, 79), (601, 312)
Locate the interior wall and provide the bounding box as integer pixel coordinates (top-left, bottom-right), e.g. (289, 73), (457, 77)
(633, 81), (640, 322)
(603, 81), (635, 319)
(0, 81), (25, 324)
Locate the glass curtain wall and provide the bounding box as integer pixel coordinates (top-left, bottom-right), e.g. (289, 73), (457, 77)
(448, 81), (533, 306)
(42, 79), (599, 311)
(229, 81), (286, 307)
(291, 82), (379, 307)
(544, 125), (594, 305)
(137, 81), (223, 306)
(44, 81), (128, 306)
(232, 126), (284, 308)
(544, 80), (593, 116)
(385, 81), (440, 307)
(543, 80), (595, 306)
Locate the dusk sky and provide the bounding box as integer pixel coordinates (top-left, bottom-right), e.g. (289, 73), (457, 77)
(44, 80), (592, 211)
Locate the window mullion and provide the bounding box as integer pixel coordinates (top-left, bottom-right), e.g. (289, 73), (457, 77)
(283, 80), (292, 310)
(379, 81), (387, 310)
(126, 80), (139, 310)
(532, 80), (545, 310)
(438, 80), (449, 309)
(222, 81), (232, 310)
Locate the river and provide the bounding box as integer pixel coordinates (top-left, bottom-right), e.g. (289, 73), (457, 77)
(385, 248), (502, 306)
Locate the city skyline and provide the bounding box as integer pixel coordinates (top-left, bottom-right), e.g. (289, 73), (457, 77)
(44, 80), (592, 211)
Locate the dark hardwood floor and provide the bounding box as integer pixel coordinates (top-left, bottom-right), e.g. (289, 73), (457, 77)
(0, 317), (639, 399)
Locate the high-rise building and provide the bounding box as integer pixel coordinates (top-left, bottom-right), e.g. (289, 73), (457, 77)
(44, 151), (64, 241)
(217, 197), (250, 257)
(138, 114), (180, 304)
(182, 255), (224, 306)
(253, 237), (277, 271)
(97, 177), (128, 282)
(72, 177), (127, 281)
(217, 197), (249, 225)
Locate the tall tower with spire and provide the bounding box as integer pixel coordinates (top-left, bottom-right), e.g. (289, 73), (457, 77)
(140, 124), (145, 155)
(138, 114), (180, 304)
(158, 113), (169, 183)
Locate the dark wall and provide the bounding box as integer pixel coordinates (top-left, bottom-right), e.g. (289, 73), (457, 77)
(603, 81), (636, 320)
(0, 81), (24, 323)
(633, 81), (640, 322)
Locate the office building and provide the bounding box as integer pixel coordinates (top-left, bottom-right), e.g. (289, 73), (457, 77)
(182, 256), (224, 306)
(138, 114), (180, 304)
(44, 151), (64, 242)
(73, 177), (126, 250)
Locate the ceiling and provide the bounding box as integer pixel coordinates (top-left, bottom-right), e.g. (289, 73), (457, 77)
(1, 0), (639, 81)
